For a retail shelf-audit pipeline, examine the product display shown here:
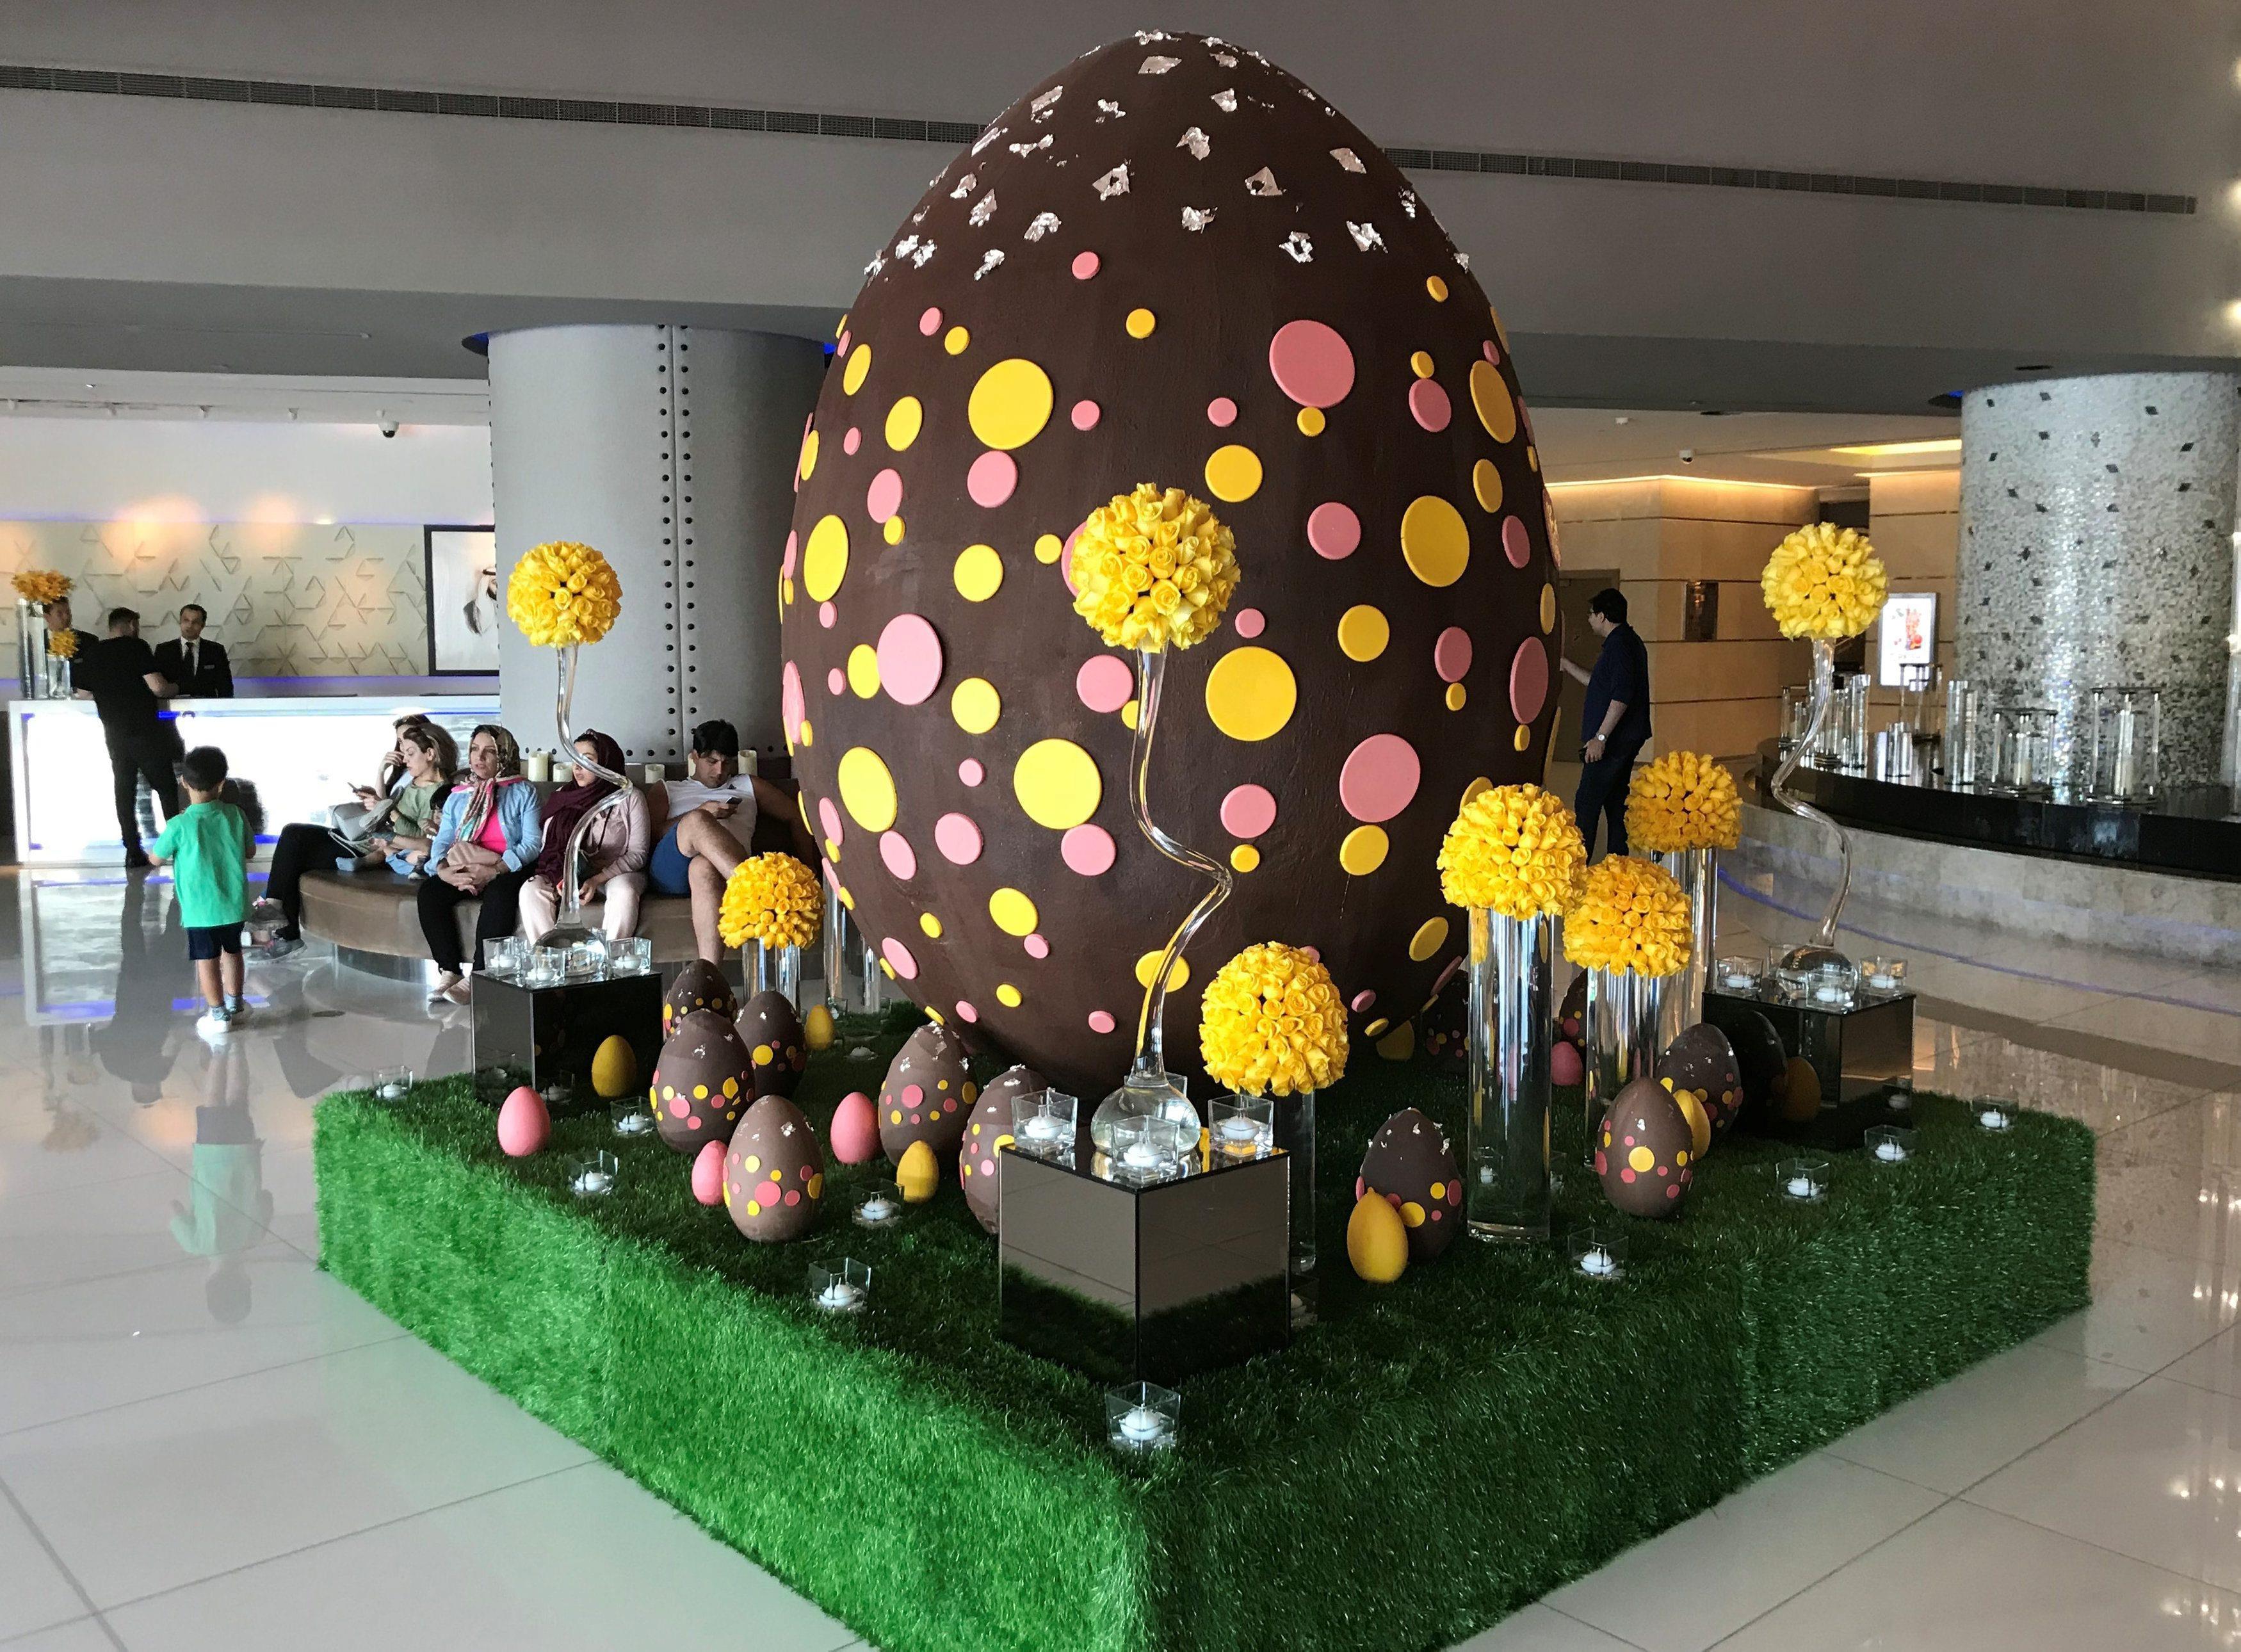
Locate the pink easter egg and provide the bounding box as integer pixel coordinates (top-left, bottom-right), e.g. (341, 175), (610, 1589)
(1551, 1040), (1585, 1087)
(830, 1089), (880, 1165)
(692, 1138), (727, 1206)
(496, 1085), (550, 1158)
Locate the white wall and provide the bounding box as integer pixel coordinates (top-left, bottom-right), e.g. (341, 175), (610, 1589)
(0, 417), (492, 525)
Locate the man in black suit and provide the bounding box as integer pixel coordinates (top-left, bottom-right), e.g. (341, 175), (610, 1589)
(153, 604), (233, 698)
(74, 606), (182, 868)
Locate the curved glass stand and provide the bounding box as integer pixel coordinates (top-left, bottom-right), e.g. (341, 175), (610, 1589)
(533, 644), (632, 960)
(1090, 647), (1233, 1156)
(1767, 638), (1853, 971)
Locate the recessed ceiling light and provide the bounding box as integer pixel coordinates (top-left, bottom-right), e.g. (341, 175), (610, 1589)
(1829, 439), (1963, 457)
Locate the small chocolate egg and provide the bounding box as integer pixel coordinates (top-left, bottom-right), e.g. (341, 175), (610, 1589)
(649, 1010), (755, 1153)
(1557, 970), (1587, 1044)
(877, 1021), (977, 1162)
(1356, 1106), (1462, 1261)
(735, 990), (808, 1099)
(724, 1094), (825, 1242)
(1595, 1076), (1695, 1219)
(663, 958), (736, 1037)
(960, 1064), (1045, 1235)
(1657, 1023), (1743, 1145)
(496, 1084), (548, 1158)
(829, 1090), (880, 1164)
(1347, 1192), (1409, 1283)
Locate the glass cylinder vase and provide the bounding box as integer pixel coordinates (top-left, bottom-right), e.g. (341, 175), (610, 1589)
(821, 884), (880, 1016)
(1273, 1090), (1316, 1311)
(1466, 907), (1554, 1242)
(15, 599), (48, 700)
(1653, 846), (1716, 1046)
(750, 941), (803, 1012)
(1584, 966), (1663, 1165)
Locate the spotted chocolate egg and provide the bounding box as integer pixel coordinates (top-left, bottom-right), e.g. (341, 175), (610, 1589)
(649, 1010), (754, 1153)
(1710, 1005), (1787, 1122)
(724, 1094), (825, 1243)
(1418, 968), (1469, 1071)
(1657, 1022), (1743, 1147)
(960, 1064), (1046, 1235)
(663, 959), (737, 1038)
(734, 990), (808, 1099)
(877, 1021), (978, 1163)
(776, 32), (1558, 1099)
(1356, 1106), (1462, 1261)
(1556, 969), (1586, 1044)
(1595, 1076), (1695, 1219)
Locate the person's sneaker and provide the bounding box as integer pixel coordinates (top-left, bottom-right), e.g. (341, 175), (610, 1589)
(263, 935), (304, 960)
(195, 1006), (234, 1041)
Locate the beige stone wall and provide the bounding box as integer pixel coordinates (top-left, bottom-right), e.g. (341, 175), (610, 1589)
(1550, 478), (1818, 762)
(0, 519), (435, 679)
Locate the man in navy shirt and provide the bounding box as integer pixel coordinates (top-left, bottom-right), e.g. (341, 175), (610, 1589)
(1560, 587), (1651, 858)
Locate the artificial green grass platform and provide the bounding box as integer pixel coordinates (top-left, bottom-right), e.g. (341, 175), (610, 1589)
(314, 1011), (2093, 1652)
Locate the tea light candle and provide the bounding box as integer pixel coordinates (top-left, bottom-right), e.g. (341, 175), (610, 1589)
(857, 1194), (898, 1225)
(1117, 1405), (1170, 1446)
(1873, 1137), (1907, 1162)
(1977, 1104), (2012, 1131)
(1023, 1114), (1067, 1144)
(1120, 1142), (1165, 1172)
(1578, 1245), (1617, 1278)
(612, 1110), (653, 1137)
(1785, 1172), (1816, 1197)
(375, 1078), (409, 1101)
(572, 1168), (613, 1197)
(1720, 969), (1757, 990)
(815, 1278), (864, 1313)
(1866, 969), (1902, 990)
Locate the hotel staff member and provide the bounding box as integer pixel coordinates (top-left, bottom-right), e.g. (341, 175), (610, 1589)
(154, 604), (233, 698)
(1560, 587), (1651, 860)
(74, 606), (182, 870)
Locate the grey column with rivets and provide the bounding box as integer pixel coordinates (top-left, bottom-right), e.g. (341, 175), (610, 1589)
(487, 324), (824, 768)
(1956, 371), (2241, 786)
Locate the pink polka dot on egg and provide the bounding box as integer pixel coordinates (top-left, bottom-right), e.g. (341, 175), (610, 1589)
(1071, 400), (1101, 431)
(1219, 784), (1277, 838)
(1307, 501), (1361, 560)
(967, 449), (1018, 508)
(958, 757), (985, 787)
(933, 812), (983, 865)
(818, 601), (837, 628)
(878, 830), (918, 880)
(1206, 396), (1238, 428)
(1071, 250), (1100, 279)
(1060, 823), (1116, 877)
(1024, 932), (1051, 959)
(919, 306), (943, 336)
(1233, 608), (1265, 639)
(1434, 626), (1473, 683)
(1076, 653), (1134, 714)
(865, 467), (903, 523)
(827, 667), (845, 695)
(1407, 378), (1452, 432)
(843, 427), (862, 456)
(1087, 1008), (1116, 1033)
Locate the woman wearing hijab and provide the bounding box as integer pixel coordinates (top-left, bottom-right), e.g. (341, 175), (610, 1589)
(417, 723), (542, 1002)
(514, 731), (651, 944)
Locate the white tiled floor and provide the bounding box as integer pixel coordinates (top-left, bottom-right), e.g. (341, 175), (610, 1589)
(0, 862), (2235, 1649)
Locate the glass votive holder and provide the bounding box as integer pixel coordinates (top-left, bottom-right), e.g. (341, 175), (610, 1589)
(1209, 1093), (1275, 1162)
(1569, 1226), (1627, 1282)
(610, 1096), (656, 1139)
(526, 946), (566, 987)
(1108, 1115), (1191, 1185)
(1809, 964), (1858, 1010)
(1010, 1089), (1079, 1160)
(1772, 964), (1814, 1001)
(853, 1183), (905, 1229)
(809, 1256), (871, 1314)
(609, 936), (652, 975)
(1861, 956), (1909, 993)
(1777, 1155), (1831, 1203)
(1714, 953), (1765, 994)
(481, 936), (524, 976)
(372, 1064), (414, 1103)
(564, 939), (604, 979)
(1105, 1381), (1181, 1453)
(1865, 1125), (1917, 1165)
(1975, 1097), (2014, 1131)
(569, 1150), (619, 1199)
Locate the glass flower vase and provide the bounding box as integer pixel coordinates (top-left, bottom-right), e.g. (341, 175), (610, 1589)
(1768, 638), (1853, 971)
(1090, 647), (1231, 1156)
(1653, 846), (1717, 1046)
(1466, 908), (1555, 1242)
(750, 941), (803, 1012)
(822, 882), (878, 1016)
(1584, 966), (1663, 1165)
(15, 599), (44, 699)
(532, 644), (629, 963)
(1274, 1089), (1316, 1315)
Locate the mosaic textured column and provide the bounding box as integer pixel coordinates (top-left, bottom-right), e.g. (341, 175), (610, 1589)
(1957, 371), (2240, 786)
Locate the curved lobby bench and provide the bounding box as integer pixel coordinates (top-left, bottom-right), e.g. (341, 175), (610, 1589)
(298, 868), (704, 976)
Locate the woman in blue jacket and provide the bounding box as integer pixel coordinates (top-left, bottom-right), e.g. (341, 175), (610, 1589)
(418, 724), (542, 1003)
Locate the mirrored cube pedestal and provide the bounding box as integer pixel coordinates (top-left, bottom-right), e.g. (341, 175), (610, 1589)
(470, 969), (664, 1113)
(998, 1146), (1290, 1387)
(1704, 985), (1914, 1150)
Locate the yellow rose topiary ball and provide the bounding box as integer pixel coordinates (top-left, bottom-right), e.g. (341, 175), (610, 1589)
(1068, 483), (1239, 652)
(1199, 941), (1349, 1097)
(1624, 751), (1741, 854)
(1562, 855), (1692, 978)
(507, 540), (623, 647)
(1760, 522), (1886, 640)
(12, 569), (72, 604)
(1437, 784), (1588, 919)
(718, 854), (823, 951)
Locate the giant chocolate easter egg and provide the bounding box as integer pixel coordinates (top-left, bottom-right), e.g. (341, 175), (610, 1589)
(778, 33), (1558, 1097)
(1595, 1076), (1695, 1219)
(734, 991), (808, 1099)
(877, 1021), (978, 1162)
(724, 1094), (825, 1242)
(1656, 1023), (1743, 1146)
(650, 1010), (754, 1153)
(1356, 1106), (1462, 1261)
(960, 1063), (1046, 1234)
(664, 959), (736, 1037)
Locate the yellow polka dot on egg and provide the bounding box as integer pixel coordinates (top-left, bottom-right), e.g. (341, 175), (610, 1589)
(1337, 604), (1389, 661)
(1401, 1201), (1426, 1227)
(884, 396), (923, 451)
(1230, 843), (1261, 873)
(1364, 1017), (1391, 1037)
(1446, 683), (1467, 711)
(967, 359), (1053, 450)
(1204, 645), (1296, 741)
(1628, 1145), (1656, 1174)
(1409, 916), (1450, 962)
(1430, 1181), (1446, 1201)
(1528, 446), (1540, 472)
(1462, 775), (1491, 805)
(1470, 360), (1518, 442)
(797, 720), (813, 747)
(836, 747), (898, 832)
(1125, 307), (1157, 338)
(1409, 350), (1434, 379)
(1340, 824), (1389, 875)
(846, 644), (880, 698)
(1296, 406), (1325, 437)
(919, 912), (943, 938)
(1542, 585), (1557, 631)
(802, 514), (848, 603)
(989, 887), (1039, 935)
(953, 544), (1004, 601)
(882, 515), (905, 545)
(944, 325), (969, 354)
(950, 677), (1001, 734)
(1472, 458), (1503, 513)
(842, 343), (872, 394)
(1034, 533), (1064, 564)
(1012, 738), (1101, 830)
(996, 983), (1023, 1008)
(1135, 952), (1189, 991)
(1514, 724), (1532, 751)
(1204, 444), (1263, 503)
(1400, 496), (1469, 587)
(834, 313), (848, 339)
(798, 428), (820, 482)
(1426, 275), (1449, 301)
(1121, 698), (1139, 731)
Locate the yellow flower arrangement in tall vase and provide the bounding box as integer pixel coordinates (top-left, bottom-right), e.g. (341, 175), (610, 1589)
(1068, 484), (1241, 1162)
(1563, 855), (1693, 1163)
(505, 540), (627, 956)
(1625, 750), (1741, 1039)
(1760, 522), (1888, 969)
(12, 569), (76, 699)
(719, 852), (823, 1012)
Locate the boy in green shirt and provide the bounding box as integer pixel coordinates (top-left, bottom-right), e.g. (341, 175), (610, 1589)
(148, 745), (254, 1038)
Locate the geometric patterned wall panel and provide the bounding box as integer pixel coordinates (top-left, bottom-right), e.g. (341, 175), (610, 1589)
(0, 520), (444, 679)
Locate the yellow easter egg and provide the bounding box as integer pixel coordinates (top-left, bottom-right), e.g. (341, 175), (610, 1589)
(804, 1003), (836, 1051)
(898, 1138), (939, 1203)
(1347, 1192), (1409, 1284)
(590, 1035), (638, 1100)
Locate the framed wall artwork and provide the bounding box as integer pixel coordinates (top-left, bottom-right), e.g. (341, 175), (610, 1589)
(425, 525), (501, 675)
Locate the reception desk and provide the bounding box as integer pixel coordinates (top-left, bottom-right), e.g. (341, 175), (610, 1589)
(8, 694), (499, 864)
